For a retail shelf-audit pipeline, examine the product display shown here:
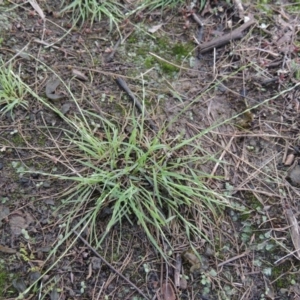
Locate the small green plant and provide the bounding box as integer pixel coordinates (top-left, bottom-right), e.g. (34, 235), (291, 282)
(139, 0), (207, 11)
(48, 105), (230, 258)
(19, 61), (258, 262)
(171, 43), (193, 58)
(160, 61), (179, 73)
(0, 264), (16, 298)
(60, 0), (207, 28)
(0, 60), (28, 116)
(0, 267), (7, 297)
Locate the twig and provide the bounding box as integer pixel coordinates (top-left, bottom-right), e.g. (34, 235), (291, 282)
(33, 38), (77, 57)
(73, 230), (150, 300)
(149, 52), (192, 71)
(191, 12), (204, 43)
(218, 250), (249, 267)
(191, 12), (203, 27)
(115, 77), (158, 132)
(208, 136), (235, 180)
(198, 16), (256, 54)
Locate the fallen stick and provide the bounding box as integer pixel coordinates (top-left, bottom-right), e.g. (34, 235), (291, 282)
(33, 38), (77, 57)
(115, 77), (158, 132)
(198, 16), (256, 54)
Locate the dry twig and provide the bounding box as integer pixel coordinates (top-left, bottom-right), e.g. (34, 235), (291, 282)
(115, 77), (158, 132)
(198, 16), (256, 54)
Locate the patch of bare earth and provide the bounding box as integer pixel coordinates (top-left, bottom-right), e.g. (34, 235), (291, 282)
(1, 0), (300, 299)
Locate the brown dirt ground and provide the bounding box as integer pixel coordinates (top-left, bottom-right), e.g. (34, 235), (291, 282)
(1, 0), (300, 299)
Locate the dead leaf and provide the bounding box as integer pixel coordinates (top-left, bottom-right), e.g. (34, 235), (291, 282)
(60, 103), (71, 115)
(28, 0), (45, 20)
(286, 209), (300, 260)
(0, 244), (17, 254)
(161, 282), (176, 300)
(86, 263), (92, 279)
(232, 0), (244, 19)
(25, 212), (34, 225)
(46, 78), (65, 100)
(91, 257), (102, 270)
(9, 214), (27, 236)
(183, 250), (201, 272)
(49, 288), (60, 300)
(284, 153), (295, 166)
(263, 275), (275, 299)
(179, 277), (187, 290)
(72, 69), (88, 81)
(0, 205), (10, 224)
(12, 278), (27, 293)
(148, 24), (163, 33)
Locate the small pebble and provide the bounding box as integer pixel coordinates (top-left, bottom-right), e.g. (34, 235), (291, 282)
(287, 165), (300, 187)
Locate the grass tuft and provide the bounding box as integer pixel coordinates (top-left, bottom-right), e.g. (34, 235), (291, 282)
(60, 0), (124, 28)
(0, 60), (28, 116)
(14, 58), (235, 258)
(51, 108), (230, 257)
(60, 0), (208, 28)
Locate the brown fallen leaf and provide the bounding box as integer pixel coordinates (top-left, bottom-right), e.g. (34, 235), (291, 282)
(161, 282), (176, 300)
(148, 23), (163, 33)
(28, 0), (45, 20)
(9, 211), (33, 236)
(72, 69), (88, 81)
(284, 153), (295, 166)
(232, 0), (244, 19)
(286, 209), (300, 260)
(287, 165), (300, 188)
(0, 244), (17, 254)
(9, 215), (27, 236)
(179, 277), (187, 290)
(263, 275), (275, 300)
(46, 78), (65, 100)
(60, 103), (71, 115)
(183, 249), (201, 272)
(12, 278), (27, 293)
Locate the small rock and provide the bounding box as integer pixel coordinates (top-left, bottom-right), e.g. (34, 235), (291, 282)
(60, 103), (71, 115)
(0, 205), (10, 223)
(29, 271), (41, 283)
(12, 278), (27, 293)
(19, 177), (30, 185)
(287, 165), (300, 187)
(31, 172), (40, 179)
(45, 198), (55, 205)
(43, 181), (51, 188)
(91, 257), (102, 270)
